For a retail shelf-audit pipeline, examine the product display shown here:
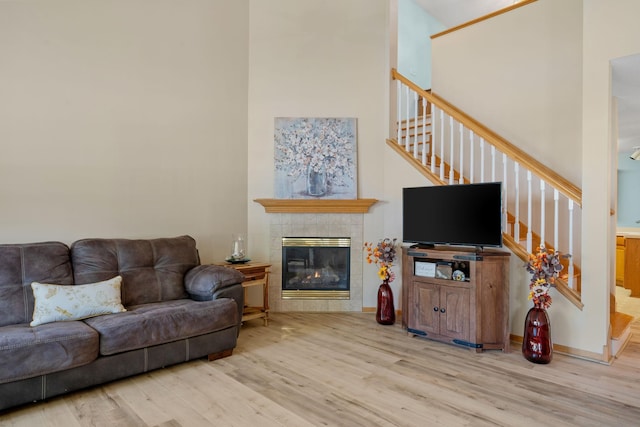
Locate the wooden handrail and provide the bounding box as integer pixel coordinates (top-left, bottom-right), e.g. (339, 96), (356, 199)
(431, 0), (538, 39)
(392, 69), (582, 207)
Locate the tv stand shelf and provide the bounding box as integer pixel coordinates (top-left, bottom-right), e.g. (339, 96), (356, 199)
(401, 246), (510, 353)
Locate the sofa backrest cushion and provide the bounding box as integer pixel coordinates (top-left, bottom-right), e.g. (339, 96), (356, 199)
(0, 241), (73, 327)
(71, 236), (200, 307)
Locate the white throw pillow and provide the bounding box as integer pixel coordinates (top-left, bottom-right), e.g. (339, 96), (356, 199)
(31, 276), (126, 327)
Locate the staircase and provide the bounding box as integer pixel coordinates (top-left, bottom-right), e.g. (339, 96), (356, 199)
(392, 0), (633, 361)
(390, 68), (583, 309)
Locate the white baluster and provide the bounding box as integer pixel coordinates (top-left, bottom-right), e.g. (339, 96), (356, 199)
(527, 171), (532, 254)
(431, 106), (437, 173)
(413, 91), (418, 157)
(491, 145), (496, 182)
(421, 99), (427, 166)
(405, 85), (410, 151)
(553, 189), (559, 251)
(502, 153), (508, 233)
(469, 130), (474, 184)
(440, 109), (445, 181)
(568, 199), (575, 289)
(397, 80), (402, 144)
(540, 179), (546, 247)
(449, 116), (454, 184)
(514, 162), (520, 242)
(459, 123), (464, 184)
(480, 138), (485, 183)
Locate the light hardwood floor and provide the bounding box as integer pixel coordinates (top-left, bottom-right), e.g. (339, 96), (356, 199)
(2, 312), (640, 426)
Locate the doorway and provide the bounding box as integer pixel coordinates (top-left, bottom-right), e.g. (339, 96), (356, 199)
(612, 53), (640, 322)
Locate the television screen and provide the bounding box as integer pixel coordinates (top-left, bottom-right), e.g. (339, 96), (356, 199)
(402, 182), (503, 248)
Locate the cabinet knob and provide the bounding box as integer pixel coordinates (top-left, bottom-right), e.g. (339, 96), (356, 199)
(433, 306), (439, 312)
(440, 308), (446, 313)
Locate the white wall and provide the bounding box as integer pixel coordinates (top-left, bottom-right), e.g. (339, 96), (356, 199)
(397, 0), (445, 89)
(247, 0), (390, 309)
(431, 0), (583, 187)
(0, 0), (249, 263)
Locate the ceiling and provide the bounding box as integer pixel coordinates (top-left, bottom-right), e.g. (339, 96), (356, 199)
(416, 0), (640, 155)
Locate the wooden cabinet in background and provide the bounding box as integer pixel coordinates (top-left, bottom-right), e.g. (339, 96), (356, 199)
(624, 237), (640, 297)
(402, 246), (510, 353)
(616, 235), (625, 286)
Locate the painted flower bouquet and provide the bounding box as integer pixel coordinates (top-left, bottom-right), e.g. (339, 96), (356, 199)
(364, 238), (398, 283)
(274, 117), (356, 188)
(525, 245), (565, 309)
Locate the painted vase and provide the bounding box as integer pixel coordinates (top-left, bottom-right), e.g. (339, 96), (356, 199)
(522, 306), (553, 364)
(376, 280), (395, 325)
(307, 163), (327, 196)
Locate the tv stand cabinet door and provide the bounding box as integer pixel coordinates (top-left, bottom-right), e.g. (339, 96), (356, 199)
(410, 281), (439, 336)
(439, 284), (470, 342)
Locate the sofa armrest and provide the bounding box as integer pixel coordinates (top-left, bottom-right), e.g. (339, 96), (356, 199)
(185, 265), (245, 301)
(185, 265), (245, 332)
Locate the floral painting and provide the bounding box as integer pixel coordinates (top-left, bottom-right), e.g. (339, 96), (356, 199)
(274, 117), (357, 199)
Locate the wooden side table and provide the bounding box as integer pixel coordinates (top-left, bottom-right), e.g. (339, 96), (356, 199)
(216, 261), (270, 326)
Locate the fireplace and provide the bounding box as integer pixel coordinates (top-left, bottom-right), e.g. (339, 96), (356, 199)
(282, 237), (350, 299)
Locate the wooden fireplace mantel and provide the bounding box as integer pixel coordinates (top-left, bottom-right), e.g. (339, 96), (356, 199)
(254, 198), (378, 214)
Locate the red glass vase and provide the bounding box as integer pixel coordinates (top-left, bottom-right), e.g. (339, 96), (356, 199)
(522, 306), (552, 364)
(376, 280), (395, 325)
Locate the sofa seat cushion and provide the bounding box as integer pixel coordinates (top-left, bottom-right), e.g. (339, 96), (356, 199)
(0, 321), (99, 384)
(83, 298), (238, 356)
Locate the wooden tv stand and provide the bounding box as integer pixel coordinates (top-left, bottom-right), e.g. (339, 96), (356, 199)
(401, 246), (510, 352)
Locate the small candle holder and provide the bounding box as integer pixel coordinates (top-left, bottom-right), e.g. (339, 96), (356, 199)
(230, 233), (246, 261)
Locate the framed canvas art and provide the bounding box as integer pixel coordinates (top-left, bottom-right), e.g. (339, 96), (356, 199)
(274, 117), (357, 199)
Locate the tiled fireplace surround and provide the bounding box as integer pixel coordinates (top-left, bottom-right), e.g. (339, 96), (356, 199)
(268, 213), (364, 312)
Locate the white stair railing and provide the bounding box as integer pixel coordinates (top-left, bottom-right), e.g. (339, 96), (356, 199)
(391, 69), (583, 306)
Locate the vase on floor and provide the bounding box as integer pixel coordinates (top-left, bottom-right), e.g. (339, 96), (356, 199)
(376, 279), (395, 325)
(522, 305), (552, 364)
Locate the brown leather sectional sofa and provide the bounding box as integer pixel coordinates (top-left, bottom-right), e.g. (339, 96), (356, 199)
(0, 235), (244, 412)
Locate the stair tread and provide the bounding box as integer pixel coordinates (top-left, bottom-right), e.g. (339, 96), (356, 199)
(611, 311), (634, 340)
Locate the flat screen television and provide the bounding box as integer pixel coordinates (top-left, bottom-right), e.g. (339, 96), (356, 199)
(402, 182), (503, 249)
